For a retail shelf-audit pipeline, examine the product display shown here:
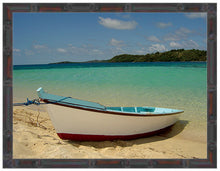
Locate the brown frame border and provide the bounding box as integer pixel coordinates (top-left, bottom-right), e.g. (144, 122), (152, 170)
(3, 3), (217, 168)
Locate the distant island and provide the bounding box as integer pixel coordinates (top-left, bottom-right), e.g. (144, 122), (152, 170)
(49, 49), (207, 64)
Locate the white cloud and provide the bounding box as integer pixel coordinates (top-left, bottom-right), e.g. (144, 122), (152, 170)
(146, 36), (161, 42)
(92, 49), (104, 54)
(169, 40), (199, 49)
(170, 41), (182, 48)
(163, 27), (193, 41)
(108, 39), (127, 55)
(67, 44), (105, 56)
(148, 44), (167, 53)
(156, 22), (172, 28)
(57, 48), (67, 53)
(182, 40), (199, 49)
(109, 38), (125, 47)
(33, 44), (47, 49)
(163, 35), (178, 41)
(135, 49), (146, 54)
(98, 17), (137, 30)
(175, 27), (192, 36)
(185, 13), (207, 19)
(110, 47), (125, 56)
(13, 48), (21, 52)
(24, 49), (34, 56)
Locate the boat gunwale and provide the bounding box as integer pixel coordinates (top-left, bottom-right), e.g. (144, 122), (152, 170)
(42, 99), (183, 117)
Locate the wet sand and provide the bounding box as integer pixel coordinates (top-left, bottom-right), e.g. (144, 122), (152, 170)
(13, 105), (207, 159)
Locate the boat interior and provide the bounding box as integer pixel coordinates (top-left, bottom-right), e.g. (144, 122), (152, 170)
(37, 88), (183, 115)
(106, 106), (182, 114)
(106, 106), (155, 114)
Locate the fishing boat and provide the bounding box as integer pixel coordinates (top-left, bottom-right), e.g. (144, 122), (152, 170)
(37, 87), (183, 141)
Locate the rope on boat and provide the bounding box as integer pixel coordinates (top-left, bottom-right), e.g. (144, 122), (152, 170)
(13, 97), (71, 106)
(13, 98), (41, 106)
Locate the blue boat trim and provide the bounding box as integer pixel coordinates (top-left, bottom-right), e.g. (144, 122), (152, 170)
(37, 87), (106, 111)
(37, 87), (184, 117)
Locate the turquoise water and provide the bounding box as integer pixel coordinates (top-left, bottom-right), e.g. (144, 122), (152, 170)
(13, 62), (207, 142)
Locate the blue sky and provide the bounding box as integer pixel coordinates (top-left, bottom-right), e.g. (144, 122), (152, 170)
(13, 12), (207, 65)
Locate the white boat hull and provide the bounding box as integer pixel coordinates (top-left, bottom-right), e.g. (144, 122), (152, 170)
(46, 103), (181, 141)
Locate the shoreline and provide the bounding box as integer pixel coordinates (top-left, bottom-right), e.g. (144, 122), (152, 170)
(13, 105), (207, 159)
(13, 61), (207, 67)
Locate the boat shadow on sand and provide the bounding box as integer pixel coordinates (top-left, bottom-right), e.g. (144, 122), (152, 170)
(66, 120), (189, 148)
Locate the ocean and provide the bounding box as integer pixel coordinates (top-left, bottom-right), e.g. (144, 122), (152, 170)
(13, 62), (207, 142)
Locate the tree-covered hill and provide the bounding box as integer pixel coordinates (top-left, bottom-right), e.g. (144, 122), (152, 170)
(50, 49), (207, 64)
(108, 49), (207, 63)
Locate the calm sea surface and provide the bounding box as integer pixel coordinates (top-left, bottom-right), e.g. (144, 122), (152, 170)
(13, 62), (207, 142)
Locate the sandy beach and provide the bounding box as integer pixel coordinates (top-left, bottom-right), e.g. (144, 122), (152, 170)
(13, 105), (207, 159)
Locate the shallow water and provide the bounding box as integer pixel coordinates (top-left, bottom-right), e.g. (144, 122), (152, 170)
(13, 62), (207, 142)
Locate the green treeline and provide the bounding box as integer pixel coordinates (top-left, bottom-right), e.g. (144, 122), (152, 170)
(108, 49), (207, 62)
(50, 49), (207, 64)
